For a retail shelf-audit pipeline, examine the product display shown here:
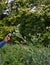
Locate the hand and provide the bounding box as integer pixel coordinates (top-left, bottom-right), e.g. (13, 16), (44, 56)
(4, 35), (10, 43)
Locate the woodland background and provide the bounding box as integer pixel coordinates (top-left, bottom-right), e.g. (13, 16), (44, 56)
(0, 0), (50, 65)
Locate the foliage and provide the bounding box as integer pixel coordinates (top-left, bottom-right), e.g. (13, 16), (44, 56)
(0, 3), (50, 46)
(0, 44), (50, 65)
(0, 1), (50, 65)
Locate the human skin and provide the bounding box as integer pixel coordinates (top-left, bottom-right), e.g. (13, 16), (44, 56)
(4, 35), (10, 43)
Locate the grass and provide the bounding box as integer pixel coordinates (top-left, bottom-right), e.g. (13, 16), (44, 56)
(0, 43), (50, 65)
